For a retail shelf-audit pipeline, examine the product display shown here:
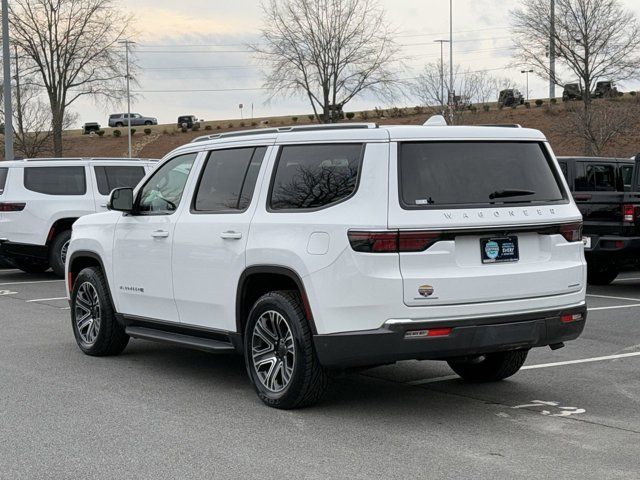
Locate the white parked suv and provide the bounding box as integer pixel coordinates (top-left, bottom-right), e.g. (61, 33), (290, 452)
(0, 158), (157, 276)
(66, 122), (587, 409)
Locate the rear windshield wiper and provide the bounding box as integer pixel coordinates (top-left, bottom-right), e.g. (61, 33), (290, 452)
(489, 189), (536, 200)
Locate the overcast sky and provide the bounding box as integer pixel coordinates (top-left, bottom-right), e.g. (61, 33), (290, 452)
(71, 0), (640, 126)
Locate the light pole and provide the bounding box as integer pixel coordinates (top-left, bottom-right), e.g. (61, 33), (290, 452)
(521, 69), (533, 100)
(549, 0), (556, 100)
(448, 0), (454, 120)
(434, 40), (450, 110)
(2, 0), (14, 160)
(119, 40), (135, 158)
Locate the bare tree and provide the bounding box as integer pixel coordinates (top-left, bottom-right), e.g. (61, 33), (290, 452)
(512, 0), (640, 105)
(9, 0), (133, 156)
(565, 99), (640, 156)
(253, 0), (401, 123)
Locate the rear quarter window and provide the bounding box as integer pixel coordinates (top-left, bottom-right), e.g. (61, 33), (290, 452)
(0, 167), (7, 195)
(269, 143), (364, 210)
(398, 142), (565, 208)
(24, 166), (87, 195)
(94, 165), (146, 195)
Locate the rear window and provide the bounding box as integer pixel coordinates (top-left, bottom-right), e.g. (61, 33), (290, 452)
(270, 144), (363, 210)
(94, 165), (146, 195)
(398, 142), (565, 208)
(24, 166), (86, 196)
(0, 168), (7, 195)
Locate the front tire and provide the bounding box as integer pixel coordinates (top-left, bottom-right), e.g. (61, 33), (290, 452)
(447, 349), (528, 382)
(71, 267), (129, 356)
(49, 230), (71, 277)
(244, 290), (328, 409)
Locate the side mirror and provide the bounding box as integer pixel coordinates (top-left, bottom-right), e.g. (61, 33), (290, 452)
(107, 187), (134, 213)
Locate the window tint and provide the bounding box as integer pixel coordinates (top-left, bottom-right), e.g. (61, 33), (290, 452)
(193, 147), (266, 212)
(137, 153), (196, 214)
(0, 168), (7, 195)
(399, 142), (564, 207)
(270, 144), (363, 210)
(24, 166), (86, 195)
(620, 164), (634, 191)
(94, 166), (146, 195)
(575, 163), (617, 192)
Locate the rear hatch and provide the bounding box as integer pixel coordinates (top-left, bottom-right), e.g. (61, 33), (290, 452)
(389, 140), (584, 308)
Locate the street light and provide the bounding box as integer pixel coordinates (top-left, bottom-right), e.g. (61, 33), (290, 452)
(434, 40), (450, 111)
(2, 0), (14, 160)
(521, 69), (533, 101)
(119, 40), (135, 159)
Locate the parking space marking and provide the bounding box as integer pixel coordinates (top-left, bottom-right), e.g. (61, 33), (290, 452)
(613, 277), (640, 282)
(0, 279), (64, 286)
(588, 303), (640, 311)
(25, 296), (68, 303)
(407, 351), (640, 385)
(0, 290), (18, 296)
(586, 293), (640, 302)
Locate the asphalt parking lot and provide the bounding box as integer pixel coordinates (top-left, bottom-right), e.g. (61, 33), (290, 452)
(1, 269), (639, 479)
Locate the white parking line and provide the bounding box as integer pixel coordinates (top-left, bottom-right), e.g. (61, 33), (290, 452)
(26, 296), (68, 303)
(614, 277), (640, 282)
(588, 303), (640, 311)
(0, 279), (64, 286)
(406, 351), (640, 385)
(587, 293), (640, 302)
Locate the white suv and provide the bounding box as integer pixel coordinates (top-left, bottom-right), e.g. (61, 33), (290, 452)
(66, 123), (587, 409)
(0, 158), (157, 276)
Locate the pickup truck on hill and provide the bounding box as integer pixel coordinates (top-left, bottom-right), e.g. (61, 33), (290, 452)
(558, 155), (640, 285)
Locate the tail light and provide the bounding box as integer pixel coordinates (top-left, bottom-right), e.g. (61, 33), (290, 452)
(622, 204), (639, 222)
(0, 202), (26, 212)
(348, 230), (442, 253)
(559, 222), (583, 242)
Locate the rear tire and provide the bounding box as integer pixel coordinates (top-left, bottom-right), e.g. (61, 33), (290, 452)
(587, 263), (619, 286)
(447, 349), (528, 382)
(244, 290), (328, 409)
(71, 267), (129, 356)
(144, 121), (152, 126)
(49, 230), (71, 277)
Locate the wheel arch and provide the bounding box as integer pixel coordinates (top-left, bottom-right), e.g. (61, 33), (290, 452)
(236, 266), (317, 337)
(47, 218), (79, 246)
(68, 251), (116, 309)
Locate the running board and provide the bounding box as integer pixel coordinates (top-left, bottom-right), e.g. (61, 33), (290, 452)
(125, 326), (236, 353)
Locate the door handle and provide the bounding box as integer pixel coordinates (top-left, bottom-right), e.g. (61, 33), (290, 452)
(151, 230), (170, 238)
(220, 231), (243, 240)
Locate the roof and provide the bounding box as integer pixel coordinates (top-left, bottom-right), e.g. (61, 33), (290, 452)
(173, 123), (547, 157)
(557, 156), (632, 163)
(0, 157), (159, 167)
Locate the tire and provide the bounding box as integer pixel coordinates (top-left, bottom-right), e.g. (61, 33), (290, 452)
(447, 349), (528, 382)
(115, 122), (124, 127)
(144, 121), (152, 126)
(49, 230), (72, 277)
(244, 290), (329, 409)
(13, 259), (49, 274)
(70, 267), (129, 356)
(587, 264), (619, 286)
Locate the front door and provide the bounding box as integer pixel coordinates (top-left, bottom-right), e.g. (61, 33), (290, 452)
(112, 152), (198, 322)
(172, 146), (270, 331)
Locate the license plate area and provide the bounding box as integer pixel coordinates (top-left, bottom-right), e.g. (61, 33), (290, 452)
(480, 236), (519, 264)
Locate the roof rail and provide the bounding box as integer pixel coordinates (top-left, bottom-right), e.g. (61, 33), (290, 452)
(475, 124), (522, 128)
(22, 157), (154, 162)
(191, 123), (378, 143)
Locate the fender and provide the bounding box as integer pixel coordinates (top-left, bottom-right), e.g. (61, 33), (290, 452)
(236, 265), (317, 336)
(67, 250), (117, 314)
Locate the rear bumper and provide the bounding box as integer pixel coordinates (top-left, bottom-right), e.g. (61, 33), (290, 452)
(585, 235), (640, 267)
(314, 305), (586, 369)
(0, 241), (48, 263)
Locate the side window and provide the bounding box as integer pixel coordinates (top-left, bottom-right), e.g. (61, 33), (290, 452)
(24, 166), (86, 195)
(0, 168), (7, 195)
(94, 166), (146, 195)
(137, 153), (197, 214)
(620, 164), (634, 191)
(269, 144), (363, 210)
(193, 147), (266, 212)
(588, 164), (616, 191)
(574, 162), (589, 191)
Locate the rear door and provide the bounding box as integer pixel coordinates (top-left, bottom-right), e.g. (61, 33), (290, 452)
(388, 141), (583, 308)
